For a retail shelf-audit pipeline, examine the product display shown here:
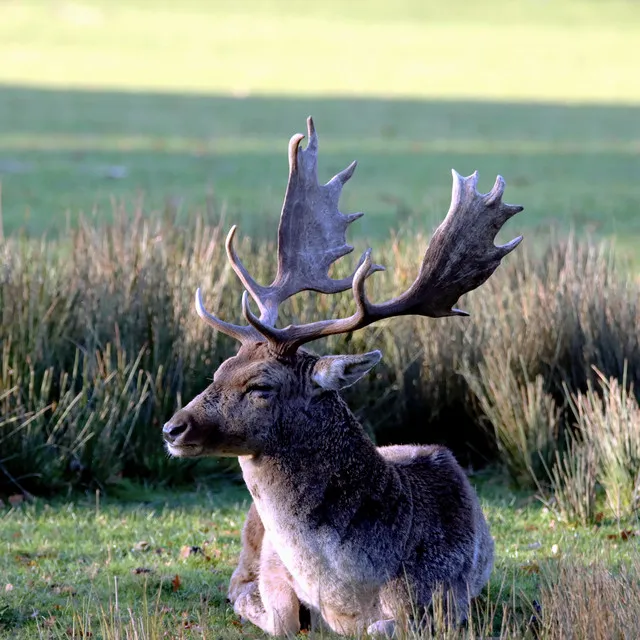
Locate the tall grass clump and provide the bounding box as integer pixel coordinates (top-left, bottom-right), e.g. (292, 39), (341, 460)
(462, 359), (561, 488)
(544, 432), (599, 525)
(544, 367), (640, 524)
(566, 368), (640, 520)
(0, 343), (153, 491)
(0, 212), (239, 492)
(0, 207), (638, 494)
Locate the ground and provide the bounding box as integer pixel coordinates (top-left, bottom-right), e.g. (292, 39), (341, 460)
(1, 474), (638, 639)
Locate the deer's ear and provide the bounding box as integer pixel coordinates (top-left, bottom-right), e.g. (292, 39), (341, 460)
(311, 351), (382, 391)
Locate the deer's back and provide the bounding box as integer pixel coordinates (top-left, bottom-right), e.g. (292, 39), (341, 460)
(378, 444), (492, 593)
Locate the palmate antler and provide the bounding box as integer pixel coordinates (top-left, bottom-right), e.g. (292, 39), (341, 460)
(195, 117), (383, 342)
(197, 117), (524, 358)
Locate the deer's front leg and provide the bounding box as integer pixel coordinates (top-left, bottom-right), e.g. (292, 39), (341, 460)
(230, 503), (270, 631)
(235, 535), (300, 636)
(228, 503), (264, 605)
(257, 536), (301, 636)
(230, 504), (300, 636)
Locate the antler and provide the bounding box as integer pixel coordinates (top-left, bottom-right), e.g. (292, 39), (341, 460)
(195, 116), (381, 341)
(196, 118), (524, 358)
(242, 170), (524, 357)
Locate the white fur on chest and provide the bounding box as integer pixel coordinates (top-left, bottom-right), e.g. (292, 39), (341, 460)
(241, 460), (382, 610)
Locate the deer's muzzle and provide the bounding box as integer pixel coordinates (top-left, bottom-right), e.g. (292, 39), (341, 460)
(163, 420), (188, 444)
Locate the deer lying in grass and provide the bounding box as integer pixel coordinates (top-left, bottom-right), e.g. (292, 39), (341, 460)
(163, 118), (524, 636)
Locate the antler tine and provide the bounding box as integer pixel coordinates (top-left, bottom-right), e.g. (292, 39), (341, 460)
(194, 288), (257, 343)
(328, 160), (358, 189)
(250, 170), (524, 356)
(225, 226), (276, 324)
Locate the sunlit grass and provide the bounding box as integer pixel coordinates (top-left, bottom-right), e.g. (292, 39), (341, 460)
(3, 133), (640, 155)
(1, 101), (639, 255)
(0, 0), (638, 250)
(1, 1), (639, 103)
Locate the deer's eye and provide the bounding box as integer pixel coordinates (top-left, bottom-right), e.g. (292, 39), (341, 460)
(245, 383), (276, 400)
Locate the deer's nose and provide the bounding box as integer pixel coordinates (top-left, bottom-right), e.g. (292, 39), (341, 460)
(163, 421), (188, 444)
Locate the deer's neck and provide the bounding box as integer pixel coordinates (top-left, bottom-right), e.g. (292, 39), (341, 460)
(239, 392), (391, 534)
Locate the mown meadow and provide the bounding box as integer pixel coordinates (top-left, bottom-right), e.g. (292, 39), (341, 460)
(1, 0), (640, 638)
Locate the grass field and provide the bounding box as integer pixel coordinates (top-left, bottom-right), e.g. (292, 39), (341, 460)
(0, 0), (639, 260)
(1, 2), (639, 638)
(2, 477), (639, 639)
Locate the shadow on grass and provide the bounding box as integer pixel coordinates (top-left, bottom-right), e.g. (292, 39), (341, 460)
(1, 84), (639, 252)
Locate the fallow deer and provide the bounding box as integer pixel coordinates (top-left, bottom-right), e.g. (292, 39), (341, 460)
(163, 118), (524, 637)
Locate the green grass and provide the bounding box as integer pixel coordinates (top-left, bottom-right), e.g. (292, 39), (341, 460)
(0, 0), (639, 262)
(0, 481), (251, 639)
(1, 476), (639, 638)
(2, 1), (639, 100)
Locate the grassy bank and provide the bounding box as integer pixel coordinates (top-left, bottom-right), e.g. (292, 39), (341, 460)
(2, 478), (640, 639)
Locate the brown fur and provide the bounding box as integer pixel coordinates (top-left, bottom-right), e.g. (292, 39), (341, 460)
(164, 343), (494, 636)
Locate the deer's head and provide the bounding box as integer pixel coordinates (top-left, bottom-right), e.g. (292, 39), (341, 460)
(163, 342), (382, 457)
(163, 118), (523, 458)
